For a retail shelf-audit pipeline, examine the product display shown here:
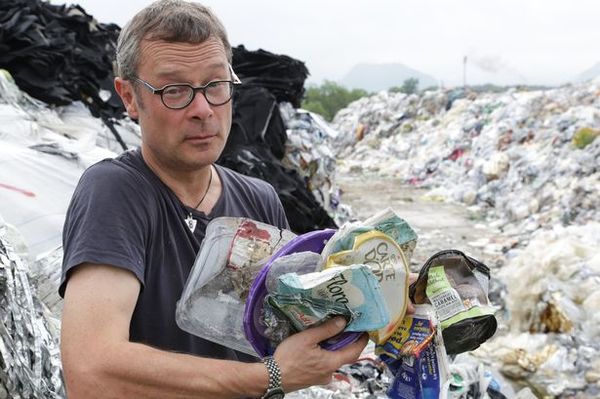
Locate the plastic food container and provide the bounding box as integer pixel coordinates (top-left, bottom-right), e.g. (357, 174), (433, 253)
(243, 229), (363, 357)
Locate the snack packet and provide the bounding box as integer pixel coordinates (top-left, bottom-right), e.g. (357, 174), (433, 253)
(272, 264), (389, 332)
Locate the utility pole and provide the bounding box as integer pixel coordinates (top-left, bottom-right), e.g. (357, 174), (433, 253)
(463, 55), (467, 88)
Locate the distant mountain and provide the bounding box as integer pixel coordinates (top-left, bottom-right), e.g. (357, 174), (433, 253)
(574, 62), (600, 83)
(341, 63), (438, 92)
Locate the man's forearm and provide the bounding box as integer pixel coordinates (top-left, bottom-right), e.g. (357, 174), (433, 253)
(63, 340), (268, 399)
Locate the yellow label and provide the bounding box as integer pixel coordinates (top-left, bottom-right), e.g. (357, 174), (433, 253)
(325, 231), (409, 343)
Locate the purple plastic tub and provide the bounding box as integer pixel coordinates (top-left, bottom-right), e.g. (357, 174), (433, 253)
(243, 229), (363, 357)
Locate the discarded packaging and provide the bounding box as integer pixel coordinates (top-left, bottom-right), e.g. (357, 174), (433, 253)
(272, 264), (389, 332)
(243, 229), (363, 357)
(176, 217), (296, 355)
(380, 305), (449, 399)
(321, 208), (413, 343)
(410, 250), (497, 355)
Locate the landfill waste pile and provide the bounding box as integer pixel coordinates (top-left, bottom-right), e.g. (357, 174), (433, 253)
(332, 83), (600, 397)
(279, 103), (352, 226)
(332, 84), (599, 239)
(0, 0), (130, 150)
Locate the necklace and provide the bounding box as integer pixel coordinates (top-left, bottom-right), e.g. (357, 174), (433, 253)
(184, 166), (213, 233)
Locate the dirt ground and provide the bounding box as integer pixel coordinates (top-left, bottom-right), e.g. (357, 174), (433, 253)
(337, 173), (503, 271)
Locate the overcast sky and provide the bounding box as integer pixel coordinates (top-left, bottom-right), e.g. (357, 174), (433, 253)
(53, 0), (600, 87)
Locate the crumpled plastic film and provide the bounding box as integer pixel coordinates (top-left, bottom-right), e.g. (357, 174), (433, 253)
(474, 223), (600, 397)
(0, 215), (64, 397)
(30, 247), (64, 317)
(279, 102), (352, 227)
(286, 358), (392, 399)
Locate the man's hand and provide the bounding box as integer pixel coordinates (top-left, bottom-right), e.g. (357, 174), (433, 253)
(273, 317), (368, 393)
(406, 272), (419, 314)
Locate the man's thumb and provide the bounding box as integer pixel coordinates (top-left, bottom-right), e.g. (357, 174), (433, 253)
(307, 317), (347, 343)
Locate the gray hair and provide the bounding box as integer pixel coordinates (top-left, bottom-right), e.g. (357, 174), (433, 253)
(115, 0), (232, 79)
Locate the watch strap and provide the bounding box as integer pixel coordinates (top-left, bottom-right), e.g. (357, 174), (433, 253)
(261, 356), (284, 398)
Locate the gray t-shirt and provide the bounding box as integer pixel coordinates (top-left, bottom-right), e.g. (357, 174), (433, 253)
(60, 149), (289, 360)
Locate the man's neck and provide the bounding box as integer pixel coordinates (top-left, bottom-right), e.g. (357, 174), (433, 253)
(140, 147), (213, 209)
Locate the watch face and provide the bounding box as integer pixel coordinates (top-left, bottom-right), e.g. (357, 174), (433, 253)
(264, 388), (285, 399)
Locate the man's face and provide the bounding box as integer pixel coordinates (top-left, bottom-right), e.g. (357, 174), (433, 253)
(117, 37), (233, 171)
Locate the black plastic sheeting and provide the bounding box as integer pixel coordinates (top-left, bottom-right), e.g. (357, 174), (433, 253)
(223, 46), (335, 233)
(0, 0), (336, 234)
(232, 45), (308, 108)
(0, 0), (122, 120)
(219, 83), (337, 233)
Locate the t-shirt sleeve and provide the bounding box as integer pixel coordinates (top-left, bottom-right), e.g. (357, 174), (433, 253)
(266, 184), (290, 230)
(59, 160), (153, 297)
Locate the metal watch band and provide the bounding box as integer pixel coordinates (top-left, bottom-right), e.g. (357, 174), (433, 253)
(261, 356), (284, 398)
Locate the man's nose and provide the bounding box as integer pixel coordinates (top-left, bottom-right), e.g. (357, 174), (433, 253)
(187, 89), (213, 118)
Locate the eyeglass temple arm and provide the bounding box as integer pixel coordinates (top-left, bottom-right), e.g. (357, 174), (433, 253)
(229, 64), (242, 84)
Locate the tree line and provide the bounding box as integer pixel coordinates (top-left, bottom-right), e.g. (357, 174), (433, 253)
(302, 78), (419, 121)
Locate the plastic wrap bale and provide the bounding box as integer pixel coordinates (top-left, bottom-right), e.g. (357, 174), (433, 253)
(0, 215), (64, 398)
(0, 70), (144, 260)
(0, 69), (129, 161)
(29, 247), (64, 317)
(176, 217), (296, 355)
(0, 0), (123, 121)
(232, 45), (308, 108)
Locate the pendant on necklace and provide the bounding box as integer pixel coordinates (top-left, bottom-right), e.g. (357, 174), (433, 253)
(185, 213), (197, 233)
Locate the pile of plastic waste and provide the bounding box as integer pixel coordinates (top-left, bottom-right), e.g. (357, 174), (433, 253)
(331, 83), (600, 397)
(332, 83), (599, 240)
(279, 103), (352, 226)
(0, 216), (64, 398)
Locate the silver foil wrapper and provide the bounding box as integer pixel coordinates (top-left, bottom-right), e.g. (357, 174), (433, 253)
(0, 221), (65, 398)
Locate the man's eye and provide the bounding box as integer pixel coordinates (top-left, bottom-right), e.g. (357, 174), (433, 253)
(206, 81), (228, 93)
(163, 86), (189, 97)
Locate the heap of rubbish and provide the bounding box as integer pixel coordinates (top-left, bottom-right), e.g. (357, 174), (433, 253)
(0, 216), (64, 398)
(331, 83), (600, 397)
(332, 84), (599, 238)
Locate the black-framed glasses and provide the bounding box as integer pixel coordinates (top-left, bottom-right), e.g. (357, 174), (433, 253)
(133, 64), (242, 109)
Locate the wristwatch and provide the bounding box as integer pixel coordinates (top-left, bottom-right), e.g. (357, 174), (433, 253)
(261, 356), (285, 399)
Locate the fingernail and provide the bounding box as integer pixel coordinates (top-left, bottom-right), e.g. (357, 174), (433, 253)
(334, 317), (346, 328)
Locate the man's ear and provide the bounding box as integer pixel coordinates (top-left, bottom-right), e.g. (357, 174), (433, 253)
(114, 77), (140, 119)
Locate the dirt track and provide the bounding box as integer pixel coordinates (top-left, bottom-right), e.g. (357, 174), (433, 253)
(337, 173), (503, 270)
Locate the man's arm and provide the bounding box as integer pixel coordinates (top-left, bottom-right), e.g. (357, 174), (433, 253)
(61, 263), (368, 398)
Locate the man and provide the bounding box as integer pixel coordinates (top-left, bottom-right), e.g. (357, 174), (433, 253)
(59, 1), (368, 398)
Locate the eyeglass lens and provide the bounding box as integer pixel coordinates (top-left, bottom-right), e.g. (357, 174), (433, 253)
(162, 82), (233, 108)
